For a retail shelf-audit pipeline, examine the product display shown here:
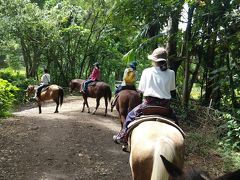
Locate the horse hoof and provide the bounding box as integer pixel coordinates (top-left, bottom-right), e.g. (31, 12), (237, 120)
(54, 111), (59, 113)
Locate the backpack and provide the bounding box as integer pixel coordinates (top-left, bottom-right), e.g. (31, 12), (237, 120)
(124, 68), (136, 85)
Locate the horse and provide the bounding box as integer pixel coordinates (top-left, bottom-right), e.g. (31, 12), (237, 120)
(25, 85), (64, 114)
(161, 155), (240, 180)
(114, 89), (142, 129)
(128, 115), (185, 180)
(69, 79), (112, 116)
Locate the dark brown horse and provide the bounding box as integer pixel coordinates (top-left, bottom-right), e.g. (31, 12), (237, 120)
(161, 155), (240, 180)
(69, 79), (112, 116)
(114, 90), (142, 129)
(25, 85), (64, 114)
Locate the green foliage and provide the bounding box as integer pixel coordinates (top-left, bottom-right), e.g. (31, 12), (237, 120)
(0, 78), (19, 117)
(0, 68), (36, 104)
(218, 111), (240, 151)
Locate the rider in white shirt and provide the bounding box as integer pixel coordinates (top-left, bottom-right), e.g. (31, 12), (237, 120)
(113, 47), (177, 145)
(34, 68), (50, 99)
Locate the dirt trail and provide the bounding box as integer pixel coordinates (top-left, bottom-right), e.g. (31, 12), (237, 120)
(0, 96), (132, 180)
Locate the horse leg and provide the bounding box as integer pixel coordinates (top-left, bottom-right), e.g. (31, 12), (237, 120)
(85, 99), (90, 113)
(104, 96), (108, 116)
(52, 96), (60, 113)
(82, 98), (85, 112)
(82, 96), (90, 113)
(38, 101), (42, 114)
(92, 97), (100, 115)
(54, 103), (59, 113)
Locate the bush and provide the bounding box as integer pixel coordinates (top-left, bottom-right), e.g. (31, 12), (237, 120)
(0, 68), (36, 104)
(0, 79), (19, 117)
(218, 111), (240, 151)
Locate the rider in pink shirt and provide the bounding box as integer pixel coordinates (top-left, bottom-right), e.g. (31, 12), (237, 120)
(82, 62), (100, 93)
(89, 65), (100, 81)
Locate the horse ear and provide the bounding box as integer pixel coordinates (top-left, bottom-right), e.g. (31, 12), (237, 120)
(160, 155), (183, 177)
(215, 169), (240, 180)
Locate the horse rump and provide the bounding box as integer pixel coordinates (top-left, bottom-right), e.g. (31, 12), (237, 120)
(129, 119), (184, 180)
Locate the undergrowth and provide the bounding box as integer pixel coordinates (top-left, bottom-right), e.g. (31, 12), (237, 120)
(172, 101), (240, 176)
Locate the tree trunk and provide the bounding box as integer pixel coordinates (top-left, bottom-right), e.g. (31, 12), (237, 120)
(182, 5), (195, 107)
(226, 53), (237, 109)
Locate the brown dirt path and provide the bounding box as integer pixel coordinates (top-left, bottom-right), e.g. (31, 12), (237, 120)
(0, 96), (131, 180)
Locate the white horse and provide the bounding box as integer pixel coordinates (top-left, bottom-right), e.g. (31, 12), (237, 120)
(128, 116), (185, 180)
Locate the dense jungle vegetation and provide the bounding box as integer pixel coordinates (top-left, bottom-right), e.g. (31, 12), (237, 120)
(0, 0), (239, 167)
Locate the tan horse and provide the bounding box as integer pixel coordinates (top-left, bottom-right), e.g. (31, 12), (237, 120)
(26, 85), (64, 114)
(69, 79), (112, 116)
(129, 117), (185, 180)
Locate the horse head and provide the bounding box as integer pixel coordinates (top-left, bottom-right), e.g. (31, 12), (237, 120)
(25, 85), (36, 97)
(160, 155), (240, 180)
(69, 79), (83, 93)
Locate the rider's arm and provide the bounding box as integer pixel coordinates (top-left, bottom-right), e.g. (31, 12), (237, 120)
(170, 90), (177, 100)
(138, 69), (146, 93)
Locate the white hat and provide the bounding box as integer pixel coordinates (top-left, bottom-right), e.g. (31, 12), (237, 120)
(148, 47), (167, 62)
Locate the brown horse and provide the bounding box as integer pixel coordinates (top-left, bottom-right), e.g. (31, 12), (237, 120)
(25, 85), (64, 114)
(128, 116), (185, 180)
(161, 155), (240, 180)
(115, 90), (142, 129)
(69, 79), (112, 116)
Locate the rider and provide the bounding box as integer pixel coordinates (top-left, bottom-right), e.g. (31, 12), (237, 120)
(115, 61), (138, 94)
(111, 61), (138, 109)
(113, 47), (177, 144)
(81, 62), (100, 93)
(34, 68), (51, 99)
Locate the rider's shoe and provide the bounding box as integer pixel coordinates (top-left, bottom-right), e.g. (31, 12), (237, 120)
(113, 135), (120, 144)
(113, 134), (127, 144)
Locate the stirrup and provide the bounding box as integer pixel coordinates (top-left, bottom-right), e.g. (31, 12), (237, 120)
(122, 144), (129, 152)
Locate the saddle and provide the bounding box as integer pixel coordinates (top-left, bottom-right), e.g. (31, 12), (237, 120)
(41, 85), (50, 92)
(140, 105), (172, 117)
(89, 81), (98, 86)
(128, 115), (185, 138)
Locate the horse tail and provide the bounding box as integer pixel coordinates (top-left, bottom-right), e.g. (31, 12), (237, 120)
(107, 86), (112, 102)
(151, 139), (175, 180)
(58, 86), (64, 106)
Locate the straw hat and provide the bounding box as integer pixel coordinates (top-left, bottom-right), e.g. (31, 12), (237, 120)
(148, 47), (167, 62)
